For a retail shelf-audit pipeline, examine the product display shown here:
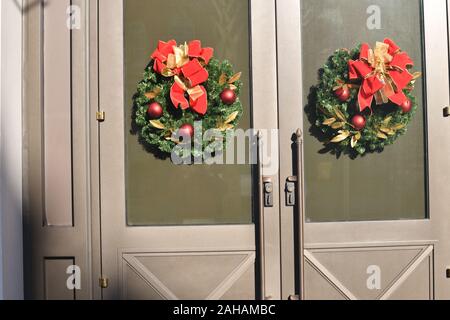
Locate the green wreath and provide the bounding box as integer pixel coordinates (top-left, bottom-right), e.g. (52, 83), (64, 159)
(132, 40), (243, 157)
(309, 38), (421, 157)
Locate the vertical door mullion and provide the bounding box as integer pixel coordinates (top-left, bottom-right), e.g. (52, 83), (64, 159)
(275, 0), (304, 299)
(250, 0), (282, 300)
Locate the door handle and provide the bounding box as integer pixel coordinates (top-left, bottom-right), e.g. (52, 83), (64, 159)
(293, 129), (306, 300)
(285, 176), (297, 206)
(263, 177), (274, 207)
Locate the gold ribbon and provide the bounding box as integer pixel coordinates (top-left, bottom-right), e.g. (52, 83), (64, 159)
(162, 42), (190, 77)
(174, 75), (204, 101)
(364, 42), (398, 105)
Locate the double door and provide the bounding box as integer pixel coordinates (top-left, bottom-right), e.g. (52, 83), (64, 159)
(98, 0), (450, 300)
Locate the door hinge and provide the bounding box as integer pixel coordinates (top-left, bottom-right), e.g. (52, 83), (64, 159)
(96, 111), (106, 122)
(99, 276), (109, 289)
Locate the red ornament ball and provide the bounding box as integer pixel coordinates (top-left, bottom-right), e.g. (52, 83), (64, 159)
(351, 115), (366, 131)
(220, 88), (237, 105)
(334, 86), (350, 102)
(400, 99), (412, 113)
(179, 124), (194, 138)
(147, 102), (163, 119)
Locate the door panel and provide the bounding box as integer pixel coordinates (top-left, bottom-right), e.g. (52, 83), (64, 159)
(23, 0), (92, 299)
(121, 251), (255, 300)
(304, 245), (433, 300)
(98, 0), (280, 300)
(277, 0), (450, 299)
(43, 0), (74, 227)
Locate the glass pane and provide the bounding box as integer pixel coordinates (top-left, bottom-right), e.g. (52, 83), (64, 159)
(124, 0), (252, 226)
(301, 0), (427, 222)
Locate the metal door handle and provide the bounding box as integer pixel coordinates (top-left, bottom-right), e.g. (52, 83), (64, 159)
(294, 129), (306, 300)
(263, 177), (274, 207)
(285, 176), (297, 206)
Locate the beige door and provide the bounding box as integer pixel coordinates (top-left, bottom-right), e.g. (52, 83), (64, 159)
(278, 0), (450, 300)
(97, 0), (281, 300)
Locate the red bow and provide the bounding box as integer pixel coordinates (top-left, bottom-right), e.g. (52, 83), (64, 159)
(150, 40), (213, 115)
(170, 59), (209, 115)
(348, 38), (414, 112)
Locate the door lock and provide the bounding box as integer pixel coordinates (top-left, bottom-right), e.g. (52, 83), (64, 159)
(286, 176), (297, 206)
(263, 177), (273, 208)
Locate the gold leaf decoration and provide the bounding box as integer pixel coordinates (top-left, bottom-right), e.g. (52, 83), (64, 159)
(164, 129), (174, 137)
(145, 92), (157, 100)
(218, 124), (234, 132)
(331, 122), (345, 129)
(218, 73), (227, 86)
(377, 131), (388, 139)
(228, 72), (242, 84)
(330, 130), (350, 143)
(322, 118), (336, 126)
(351, 136), (358, 148)
(382, 116), (392, 125)
(165, 137), (180, 143)
(333, 107), (347, 122)
(391, 123), (405, 130)
(380, 127), (396, 135)
(229, 84), (238, 90)
(355, 132), (361, 140)
(217, 111), (240, 131)
(144, 87), (162, 100)
(412, 72), (422, 80)
(150, 120), (165, 129)
(224, 111), (239, 124)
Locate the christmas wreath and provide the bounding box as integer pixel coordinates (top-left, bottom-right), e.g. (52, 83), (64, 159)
(132, 40), (243, 155)
(309, 38), (421, 157)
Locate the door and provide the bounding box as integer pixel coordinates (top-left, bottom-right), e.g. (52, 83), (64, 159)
(278, 0), (450, 300)
(98, 0), (281, 300)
